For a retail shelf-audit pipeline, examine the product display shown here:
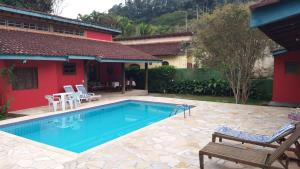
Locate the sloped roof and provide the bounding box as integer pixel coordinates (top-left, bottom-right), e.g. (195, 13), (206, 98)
(128, 42), (183, 56)
(0, 29), (159, 61)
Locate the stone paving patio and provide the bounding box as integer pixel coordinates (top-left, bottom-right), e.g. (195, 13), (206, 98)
(0, 96), (298, 169)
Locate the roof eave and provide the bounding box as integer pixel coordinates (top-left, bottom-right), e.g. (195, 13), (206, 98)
(250, 1), (300, 28)
(0, 54), (161, 63)
(272, 48), (288, 57)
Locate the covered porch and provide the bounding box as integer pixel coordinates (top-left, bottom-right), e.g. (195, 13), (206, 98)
(84, 61), (152, 94)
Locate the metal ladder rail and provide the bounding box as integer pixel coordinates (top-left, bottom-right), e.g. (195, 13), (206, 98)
(169, 104), (191, 118)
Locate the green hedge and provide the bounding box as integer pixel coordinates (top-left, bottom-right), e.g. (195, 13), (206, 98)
(174, 68), (224, 81)
(249, 79), (273, 101)
(166, 79), (232, 96)
(126, 66), (273, 101)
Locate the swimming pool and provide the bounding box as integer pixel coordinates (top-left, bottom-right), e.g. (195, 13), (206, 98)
(0, 100), (186, 153)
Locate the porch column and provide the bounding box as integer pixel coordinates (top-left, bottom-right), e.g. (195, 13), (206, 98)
(145, 63), (148, 91)
(121, 63), (126, 94)
(84, 61), (89, 89)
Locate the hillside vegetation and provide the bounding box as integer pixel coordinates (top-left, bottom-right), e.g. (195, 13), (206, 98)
(78, 0), (252, 37)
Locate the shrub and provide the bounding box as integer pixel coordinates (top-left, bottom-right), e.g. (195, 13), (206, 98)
(249, 79), (273, 101)
(166, 79), (232, 96)
(148, 65), (176, 92)
(174, 68), (224, 81)
(126, 65), (176, 92)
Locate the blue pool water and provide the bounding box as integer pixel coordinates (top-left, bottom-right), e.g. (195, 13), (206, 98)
(0, 100), (184, 153)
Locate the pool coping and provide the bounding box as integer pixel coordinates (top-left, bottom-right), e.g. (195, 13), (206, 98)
(0, 98), (196, 159)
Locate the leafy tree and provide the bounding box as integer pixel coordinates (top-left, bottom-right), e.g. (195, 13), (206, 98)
(193, 4), (272, 104)
(0, 0), (62, 13)
(117, 17), (136, 37)
(78, 11), (119, 29)
(0, 65), (15, 118)
(137, 22), (153, 36)
(152, 10), (187, 28)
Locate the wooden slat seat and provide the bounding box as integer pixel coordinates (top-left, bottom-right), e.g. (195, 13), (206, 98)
(201, 142), (270, 165)
(199, 142), (282, 168)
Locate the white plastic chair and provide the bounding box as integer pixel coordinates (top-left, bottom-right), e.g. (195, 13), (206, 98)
(45, 95), (61, 112)
(112, 82), (120, 88)
(64, 85), (81, 108)
(65, 94), (74, 110)
(75, 84), (101, 102)
(132, 80), (136, 87)
(68, 93), (81, 108)
(63, 85), (76, 93)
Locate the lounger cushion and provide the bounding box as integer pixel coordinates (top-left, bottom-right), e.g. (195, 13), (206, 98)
(215, 123), (295, 143)
(269, 123), (295, 141)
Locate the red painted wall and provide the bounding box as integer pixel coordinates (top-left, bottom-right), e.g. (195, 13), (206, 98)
(85, 30), (113, 41)
(56, 60), (85, 92)
(273, 50), (300, 103)
(0, 60), (84, 111)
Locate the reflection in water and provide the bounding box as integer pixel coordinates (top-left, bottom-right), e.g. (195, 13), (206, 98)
(49, 113), (84, 129)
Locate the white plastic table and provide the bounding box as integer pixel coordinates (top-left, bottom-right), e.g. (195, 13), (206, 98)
(53, 92), (72, 111)
(112, 82), (120, 88)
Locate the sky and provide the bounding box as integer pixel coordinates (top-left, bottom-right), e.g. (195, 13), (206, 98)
(60, 0), (125, 19)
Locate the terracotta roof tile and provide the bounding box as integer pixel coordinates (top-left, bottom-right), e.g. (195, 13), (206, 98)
(0, 29), (159, 61)
(128, 42), (183, 56)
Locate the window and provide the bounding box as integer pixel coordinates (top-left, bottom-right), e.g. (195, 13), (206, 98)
(54, 26), (84, 36)
(29, 23), (36, 30)
(13, 67), (38, 90)
(162, 61), (169, 66)
(63, 63), (76, 75)
(0, 18), (6, 25)
(285, 62), (299, 74)
(7, 20), (15, 27)
(23, 23), (30, 29)
(37, 25), (48, 31)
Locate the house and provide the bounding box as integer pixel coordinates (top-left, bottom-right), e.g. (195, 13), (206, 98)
(114, 32), (195, 69)
(0, 4), (160, 111)
(250, 0), (300, 105)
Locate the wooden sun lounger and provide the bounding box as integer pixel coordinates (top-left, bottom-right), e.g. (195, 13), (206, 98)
(212, 124), (300, 163)
(199, 124), (300, 169)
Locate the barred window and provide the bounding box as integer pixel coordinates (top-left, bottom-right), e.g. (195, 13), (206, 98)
(13, 67), (38, 90)
(285, 62), (299, 74)
(63, 63), (76, 75)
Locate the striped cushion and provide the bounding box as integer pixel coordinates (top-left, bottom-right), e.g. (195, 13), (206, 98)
(215, 123), (295, 143)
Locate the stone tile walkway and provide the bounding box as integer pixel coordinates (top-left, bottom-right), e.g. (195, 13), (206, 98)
(0, 96), (298, 169)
